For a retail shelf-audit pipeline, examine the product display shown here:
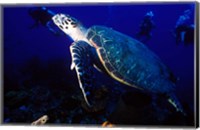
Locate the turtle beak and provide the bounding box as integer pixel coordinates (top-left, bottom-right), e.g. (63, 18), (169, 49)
(52, 14), (63, 25)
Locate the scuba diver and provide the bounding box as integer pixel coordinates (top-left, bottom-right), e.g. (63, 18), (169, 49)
(173, 9), (194, 45)
(136, 11), (156, 43)
(28, 7), (63, 36)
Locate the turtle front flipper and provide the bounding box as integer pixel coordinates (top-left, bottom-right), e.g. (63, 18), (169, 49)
(70, 40), (95, 107)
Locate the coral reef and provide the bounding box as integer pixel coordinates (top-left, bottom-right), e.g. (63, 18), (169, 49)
(3, 57), (194, 126)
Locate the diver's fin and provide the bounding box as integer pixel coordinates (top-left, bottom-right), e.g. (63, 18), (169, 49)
(167, 94), (186, 116)
(70, 41), (94, 107)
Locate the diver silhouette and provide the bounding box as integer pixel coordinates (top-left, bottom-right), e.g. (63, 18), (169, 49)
(28, 7), (63, 36)
(136, 11), (155, 43)
(173, 9), (194, 45)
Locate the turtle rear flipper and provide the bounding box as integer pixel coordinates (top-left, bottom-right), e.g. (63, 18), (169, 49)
(167, 93), (186, 116)
(70, 40), (95, 107)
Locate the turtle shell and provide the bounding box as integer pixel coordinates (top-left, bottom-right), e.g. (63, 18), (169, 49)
(86, 25), (175, 94)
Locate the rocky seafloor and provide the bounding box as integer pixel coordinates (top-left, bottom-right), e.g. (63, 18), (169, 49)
(3, 57), (194, 126)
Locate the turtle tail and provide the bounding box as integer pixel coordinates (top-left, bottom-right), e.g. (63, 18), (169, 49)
(167, 93), (186, 116)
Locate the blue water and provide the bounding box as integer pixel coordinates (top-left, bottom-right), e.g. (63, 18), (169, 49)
(3, 2), (196, 125)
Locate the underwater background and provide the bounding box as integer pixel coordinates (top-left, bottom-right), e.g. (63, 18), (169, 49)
(3, 2), (196, 126)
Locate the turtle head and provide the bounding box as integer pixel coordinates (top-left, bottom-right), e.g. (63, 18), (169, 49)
(52, 13), (87, 42)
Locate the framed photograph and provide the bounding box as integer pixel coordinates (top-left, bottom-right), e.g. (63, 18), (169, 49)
(1, 1), (199, 128)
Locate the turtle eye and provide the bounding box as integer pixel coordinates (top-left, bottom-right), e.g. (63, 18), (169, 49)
(67, 19), (72, 22)
(71, 22), (76, 25)
(71, 21), (78, 28)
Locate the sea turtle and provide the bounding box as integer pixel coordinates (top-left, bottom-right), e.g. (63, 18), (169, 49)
(52, 13), (184, 114)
